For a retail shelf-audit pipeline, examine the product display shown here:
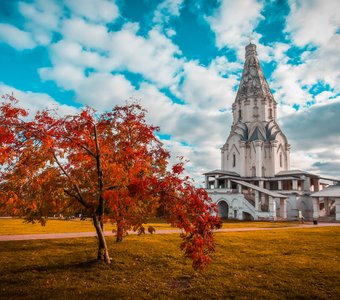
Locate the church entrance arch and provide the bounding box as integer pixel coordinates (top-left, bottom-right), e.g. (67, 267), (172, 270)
(217, 200), (229, 219)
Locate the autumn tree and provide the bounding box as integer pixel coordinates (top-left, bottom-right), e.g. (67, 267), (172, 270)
(0, 95), (220, 270)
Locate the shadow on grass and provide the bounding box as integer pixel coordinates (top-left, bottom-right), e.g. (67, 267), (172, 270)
(10, 259), (106, 275)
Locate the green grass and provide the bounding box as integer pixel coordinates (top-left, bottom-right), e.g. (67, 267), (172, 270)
(0, 227), (339, 299)
(0, 218), (302, 235)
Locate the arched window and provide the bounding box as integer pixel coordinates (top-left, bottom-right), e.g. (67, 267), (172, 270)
(280, 153), (283, 167)
(253, 106), (259, 117)
(252, 166), (256, 177)
(233, 154), (236, 167)
(262, 166), (265, 177)
(238, 109), (242, 119)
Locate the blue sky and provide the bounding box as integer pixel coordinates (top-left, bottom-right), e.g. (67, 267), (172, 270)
(0, 0), (340, 182)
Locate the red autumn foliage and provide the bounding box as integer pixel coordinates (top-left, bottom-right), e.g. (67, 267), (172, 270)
(0, 94), (221, 270)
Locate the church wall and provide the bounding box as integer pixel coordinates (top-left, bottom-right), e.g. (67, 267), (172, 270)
(259, 99), (266, 121)
(224, 134), (244, 174)
(208, 192), (255, 220)
(243, 99), (251, 121)
(273, 133), (289, 174)
(261, 143), (271, 177)
(224, 135), (289, 177)
(208, 190), (313, 221)
(240, 97), (274, 124)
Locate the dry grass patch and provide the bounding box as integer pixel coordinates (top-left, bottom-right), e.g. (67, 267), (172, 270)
(0, 226), (339, 299)
(0, 218), (174, 235)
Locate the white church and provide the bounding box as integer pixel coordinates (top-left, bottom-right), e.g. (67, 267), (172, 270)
(204, 43), (340, 222)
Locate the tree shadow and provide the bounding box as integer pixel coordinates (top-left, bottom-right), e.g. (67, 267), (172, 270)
(10, 259), (104, 274)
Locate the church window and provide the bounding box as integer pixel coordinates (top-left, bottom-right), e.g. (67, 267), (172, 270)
(262, 166), (265, 177)
(280, 153), (283, 167)
(233, 154), (236, 167)
(253, 106), (259, 117)
(238, 109), (242, 119)
(252, 166), (256, 177)
(269, 108), (273, 119)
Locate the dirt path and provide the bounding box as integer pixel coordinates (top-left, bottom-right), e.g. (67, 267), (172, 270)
(0, 222), (339, 241)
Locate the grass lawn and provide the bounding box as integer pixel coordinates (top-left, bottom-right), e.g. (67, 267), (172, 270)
(0, 218), (172, 235)
(0, 218), (301, 235)
(0, 227), (339, 299)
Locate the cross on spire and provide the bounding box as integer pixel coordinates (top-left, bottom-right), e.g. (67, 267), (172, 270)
(248, 31), (254, 44)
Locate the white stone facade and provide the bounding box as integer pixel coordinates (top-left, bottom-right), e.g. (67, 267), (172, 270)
(205, 44), (340, 222)
(220, 44), (290, 178)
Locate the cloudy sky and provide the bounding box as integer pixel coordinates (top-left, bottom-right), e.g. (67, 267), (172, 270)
(0, 0), (340, 183)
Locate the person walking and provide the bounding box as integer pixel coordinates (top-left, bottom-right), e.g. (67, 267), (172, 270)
(298, 210), (304, 224)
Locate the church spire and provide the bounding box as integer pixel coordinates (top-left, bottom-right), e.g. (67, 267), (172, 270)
(245, 43), (257, 57)
(232, 43), (277, 124)
(224, 43), (290, 177)
(235, 43), (275, 105)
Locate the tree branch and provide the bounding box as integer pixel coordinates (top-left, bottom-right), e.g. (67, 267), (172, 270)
(63, 188), (90, 209)
(52, 151), (90, 209)
(64, 136), (96, 158)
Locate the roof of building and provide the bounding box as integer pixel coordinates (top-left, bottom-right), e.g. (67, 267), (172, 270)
(203, 169), (240, 177)
(231, 179), (286, 198)
(235, 43), (275, 105)
(311, 184), (340, 198)
(275, 170), (320, 178)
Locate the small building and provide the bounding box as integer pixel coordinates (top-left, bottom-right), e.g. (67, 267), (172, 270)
(204, 43), (340, 221)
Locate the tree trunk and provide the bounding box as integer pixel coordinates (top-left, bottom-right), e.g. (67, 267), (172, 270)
(116, 221), (123, 243)
(92, 214), (111, 263)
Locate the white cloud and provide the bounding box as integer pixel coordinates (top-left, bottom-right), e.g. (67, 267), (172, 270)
(270, 43), (290, 62)
(314, 91), (334, 104)
(47, 19), (183, 88)
(76, 73), (135, 109)
(179, 61), (237, 111)
(285, 0), (340, 47)
(271, 62), (310, 106)
(134, 82), (179, 129)
(18, 0), (61, 45)
(0, 82), (78, 116)
(209, 56), (242, 75)
(65, 0), (120, 23)
(49, 40), (103, 68)
(298, 35), (340, 88)
(153, 0), (184, 25)
(206, 0), (264, 51)
(271, 35), (340, 109)
(107, 27), (183, 87)
(0, 23), (36, 50)
(61, 18), (109, 49)
(39, 64), (85, 90)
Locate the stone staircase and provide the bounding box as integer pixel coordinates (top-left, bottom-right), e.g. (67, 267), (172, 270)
(242, 192), (256, 219)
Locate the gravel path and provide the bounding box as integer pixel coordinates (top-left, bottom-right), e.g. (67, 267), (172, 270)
(0, 222), (339, 241)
